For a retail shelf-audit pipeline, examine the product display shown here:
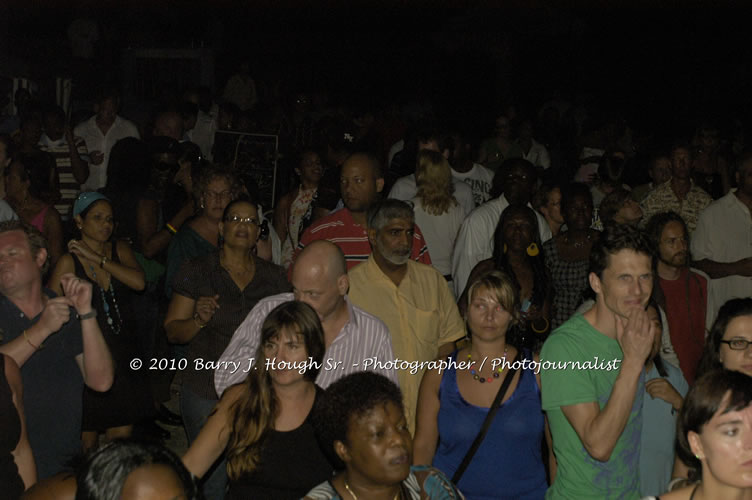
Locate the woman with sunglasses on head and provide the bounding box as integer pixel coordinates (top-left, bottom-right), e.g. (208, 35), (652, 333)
(164, 197), (289, 500)
(47, 192), (152, 451)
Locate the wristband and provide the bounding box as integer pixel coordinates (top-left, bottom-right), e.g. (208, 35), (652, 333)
(166, 223), (178, 235)
(78, 310), (97, 320)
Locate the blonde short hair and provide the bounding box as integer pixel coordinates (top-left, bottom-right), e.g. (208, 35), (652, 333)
(466, 269), (520, 325)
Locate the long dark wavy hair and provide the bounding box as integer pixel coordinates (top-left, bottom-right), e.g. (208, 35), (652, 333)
(491, 204), (549, 309)
(225, 301), (325, 480)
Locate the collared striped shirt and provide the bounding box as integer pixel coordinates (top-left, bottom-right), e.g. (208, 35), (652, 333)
(214, 292), (398, 396)
(293, 207), (431, 271)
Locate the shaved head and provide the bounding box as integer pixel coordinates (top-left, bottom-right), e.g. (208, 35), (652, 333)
(291, 240), (348, 322)
(295, 240), (346, 280)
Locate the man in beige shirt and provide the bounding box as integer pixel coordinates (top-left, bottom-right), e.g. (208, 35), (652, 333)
(348, 199), (465, 432)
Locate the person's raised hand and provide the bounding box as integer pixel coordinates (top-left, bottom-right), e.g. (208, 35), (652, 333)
(615, 307), (654, 369)
(60, 273), (94, 314)
(645, 378), (683, 410)
(67, 239), (100, 263)
(38, 296), (73, 334)
(194, 295), (220, 324)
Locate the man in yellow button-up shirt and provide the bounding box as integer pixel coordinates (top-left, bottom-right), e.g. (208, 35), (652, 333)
(348, 199), (465, 433)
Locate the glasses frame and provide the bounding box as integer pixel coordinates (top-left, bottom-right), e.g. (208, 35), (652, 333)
(720, 339), (752, 351)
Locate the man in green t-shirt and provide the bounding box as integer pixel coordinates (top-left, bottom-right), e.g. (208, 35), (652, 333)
(541, 225), (656, 499)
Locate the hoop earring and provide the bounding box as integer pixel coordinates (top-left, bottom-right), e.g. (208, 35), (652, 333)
(527, 242), (539, 257)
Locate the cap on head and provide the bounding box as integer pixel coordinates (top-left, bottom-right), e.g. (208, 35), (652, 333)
(73, 192), (110, 217)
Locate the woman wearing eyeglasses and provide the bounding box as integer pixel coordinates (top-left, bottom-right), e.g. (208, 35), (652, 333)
(661, 298), (752, 495)
(697, 298), (752, 379)
(164, 164), (240, 298)
(164, 197), (290, 500)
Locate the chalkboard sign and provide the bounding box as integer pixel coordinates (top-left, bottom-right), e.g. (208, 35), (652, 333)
(213, 131), (279, 210)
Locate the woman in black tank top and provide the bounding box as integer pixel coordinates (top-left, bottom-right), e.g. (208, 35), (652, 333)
(47, 192), (152, 452)
(182, 301), (334, 500)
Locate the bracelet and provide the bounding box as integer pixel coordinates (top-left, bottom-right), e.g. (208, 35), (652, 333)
(166, 223), (178, 235)
(100, 255), (108, 267)
(23, 329), (42, 350)
(193, 313), (206, 329)
(78, 310), (97, 320)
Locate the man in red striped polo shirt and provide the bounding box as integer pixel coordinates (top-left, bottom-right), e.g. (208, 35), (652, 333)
(293, 151), (431, 271)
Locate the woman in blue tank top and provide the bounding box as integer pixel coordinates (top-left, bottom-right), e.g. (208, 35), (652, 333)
(414, 270), (555, 500)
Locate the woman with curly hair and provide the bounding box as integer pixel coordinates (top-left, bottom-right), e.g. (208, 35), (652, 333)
(76, 440), (199, 500)
(411, 149), (467, 281)
(165, 164), (241, 298)
(305, 371), (464, 500)
(459, 204), (552, 347)
(181, 301), (333, 499)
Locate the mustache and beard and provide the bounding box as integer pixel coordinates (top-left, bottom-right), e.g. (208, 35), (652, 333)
(660, 249), (688, 268)
(374, 237), (410, 266)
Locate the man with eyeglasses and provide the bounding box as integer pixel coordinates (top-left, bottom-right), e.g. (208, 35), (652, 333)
(451, 158), (551, 296)
(646, 211), (710, 384)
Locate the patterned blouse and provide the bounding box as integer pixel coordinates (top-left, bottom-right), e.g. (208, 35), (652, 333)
(544, 238), (590, 330)
(639, 180), (712, 233)
(281, 186), (317, 268)
(304, 465), (465, 499)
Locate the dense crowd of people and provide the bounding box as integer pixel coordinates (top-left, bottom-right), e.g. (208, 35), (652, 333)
(0, 77), (751, 500)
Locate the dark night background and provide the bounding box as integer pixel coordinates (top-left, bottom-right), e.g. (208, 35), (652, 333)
(1, 2), (750, 143)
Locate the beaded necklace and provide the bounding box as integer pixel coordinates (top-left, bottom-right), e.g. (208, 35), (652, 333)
(467, 348), (507, 383)
(88, 263), (122, 335)
(343, 476), (406, 500)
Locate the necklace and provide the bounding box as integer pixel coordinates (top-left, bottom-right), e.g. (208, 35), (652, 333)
(89, 263), (122, 335)
(220, 255), (254, 274)
(564, 231), (592, 249)
(467, 348), (507, 383)
(343, 477), (404, 500)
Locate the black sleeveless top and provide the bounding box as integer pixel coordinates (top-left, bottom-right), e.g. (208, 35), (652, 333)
(0, 355), (25, 499)
(228, 386), (334, 500)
